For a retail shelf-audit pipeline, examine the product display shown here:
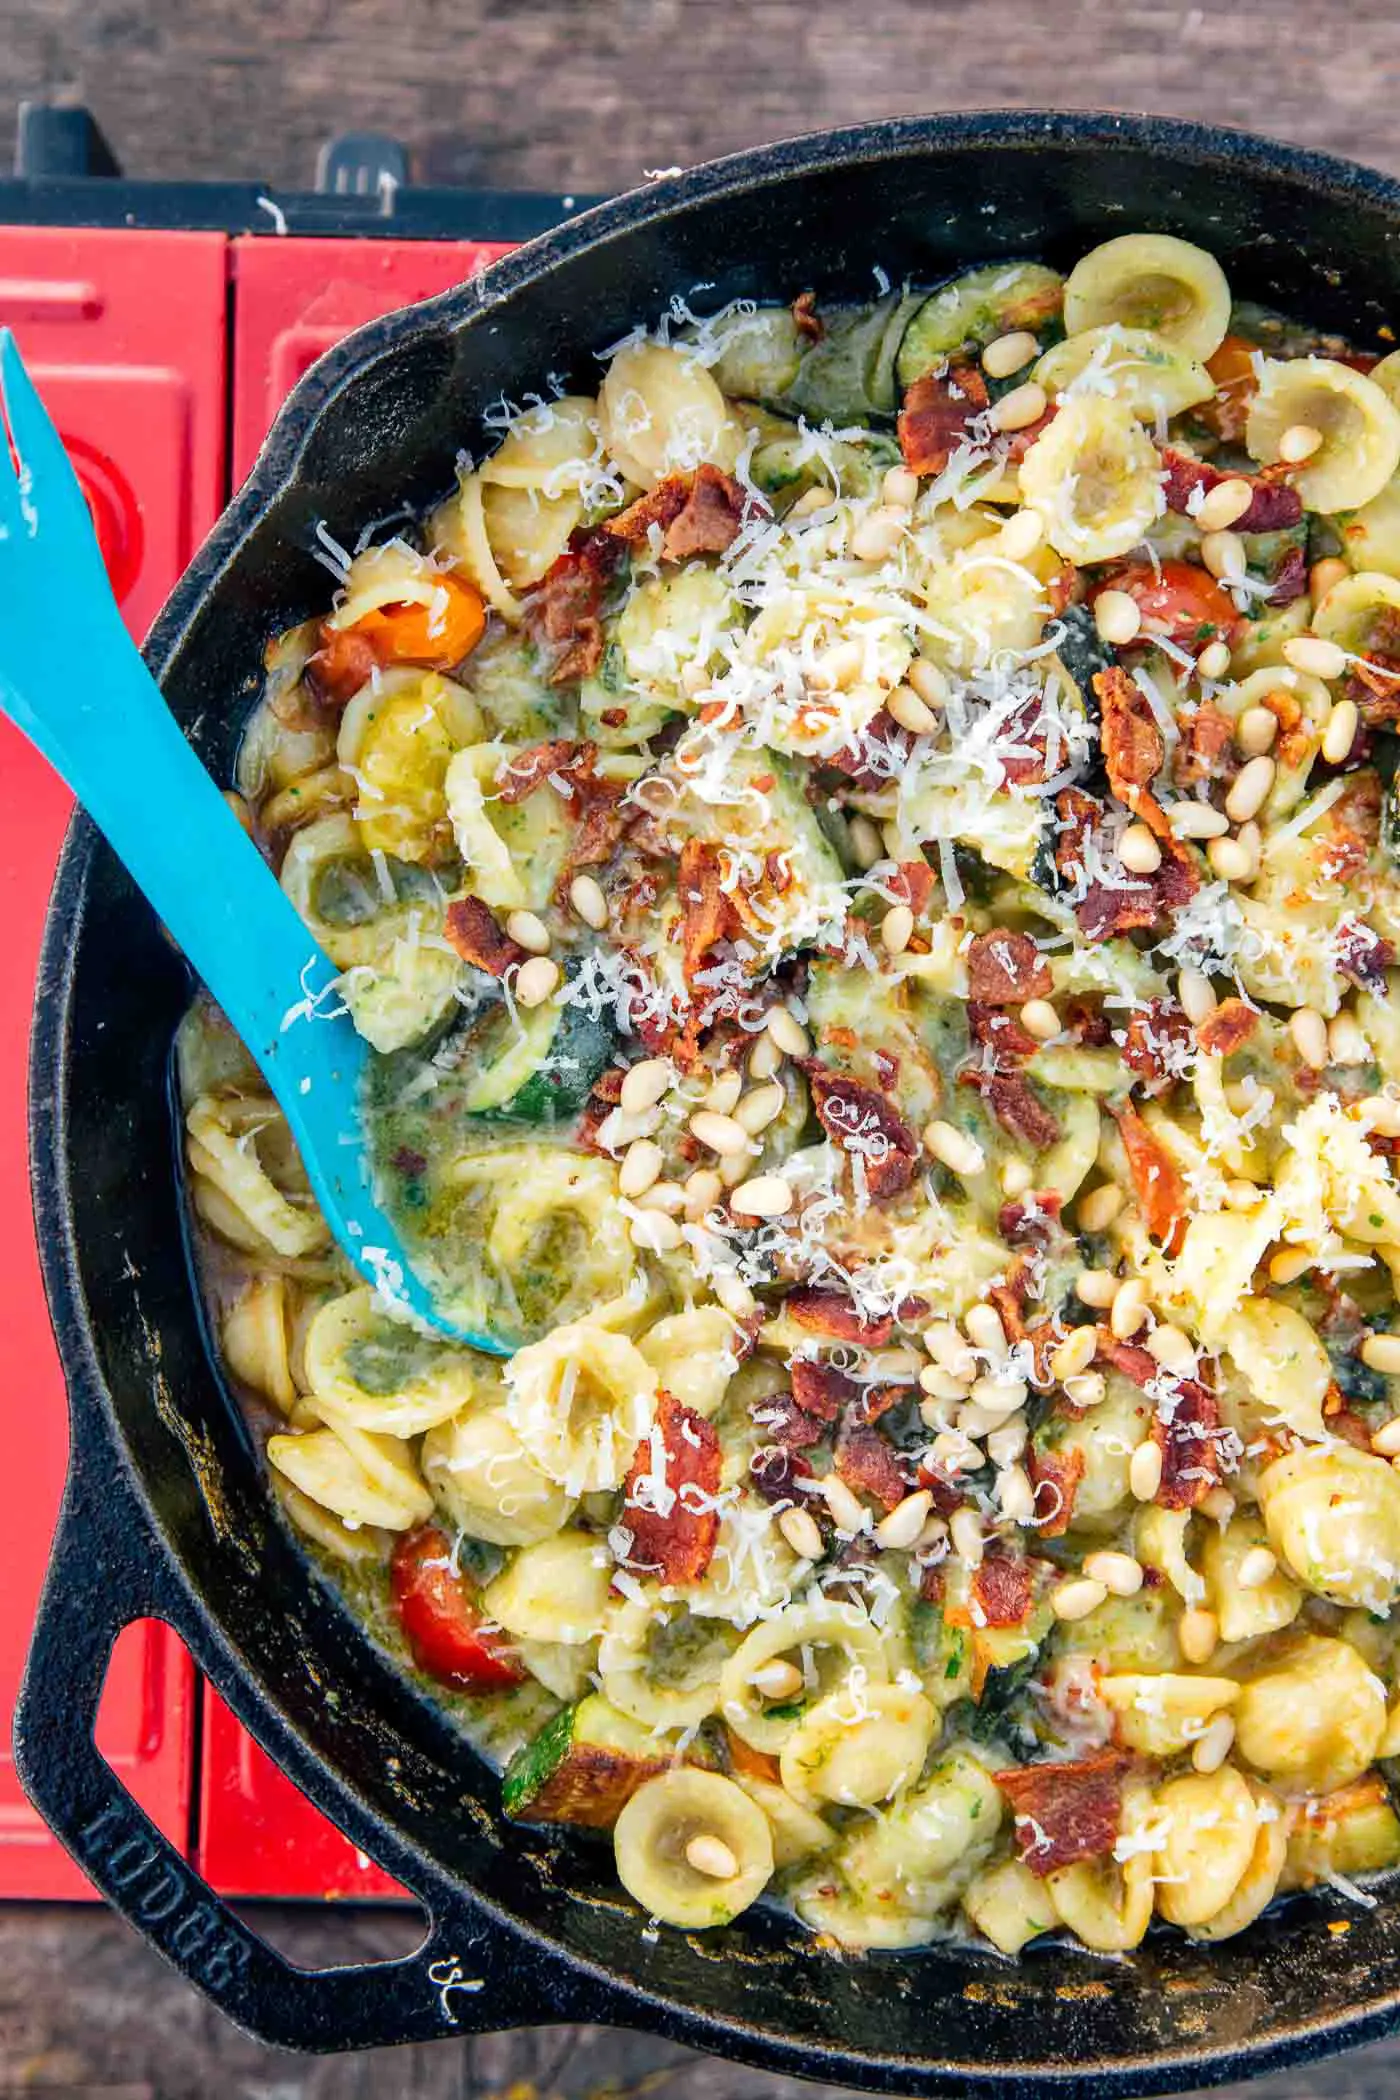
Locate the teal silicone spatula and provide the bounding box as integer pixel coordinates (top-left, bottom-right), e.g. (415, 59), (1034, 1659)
(0, 329), (502, 1353)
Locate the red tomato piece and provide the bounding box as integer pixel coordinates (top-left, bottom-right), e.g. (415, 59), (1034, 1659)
(1092, 560), (1239, 654)
(390, 1525), (525, 1691)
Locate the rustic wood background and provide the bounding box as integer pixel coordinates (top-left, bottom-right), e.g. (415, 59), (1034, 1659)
(7, 2), (1400, 2095)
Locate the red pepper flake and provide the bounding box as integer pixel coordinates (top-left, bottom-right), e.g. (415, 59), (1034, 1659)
(995, 1751), (1133, 1877)
(897, 361), (989, 476)
(443, 896), (525, 978)
(620, 1390), (722, 1585)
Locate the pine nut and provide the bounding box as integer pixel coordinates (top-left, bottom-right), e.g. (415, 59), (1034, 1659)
(1283, 634), (1347, 680)
(719, 1149), (750, 1190)
(568, 872), (609, 929)
(1268, 1248), (1314, 1285)
(1362, 1334), (1400, 1375)
(1019, 997), (1061, 1040)
(1225, 755), (1276, 823)
(1110, 1277), (1150, 1340)
(1000, 507), (1044, 562)
(1094, 589), (1142, 646)
(1178, 967), (1218, 1023)
(965, 1304), (1009, 1356)
(949, 1506), (985, 1567)
(907, 657), (950, 708)
(748, 1033), (783, 1083)
(920, 1365), (970, 1405)
(1372, 1417), (1400, 1458)
(814, 638), (864, 690)
(1169, 800), (1230, 839)
(705, 1068), (744, 1114)
(982, 329), (1040, 380)
(1322, 697), (1360, 765)
(630, 1210), (683, 1252)
(636, 1180), (686, 1215)
(685, 1833), (740, 1880)
(848, 813), (885, 871)
(779, 1505), (824, 1560)
(515, 955), (560, 1007)
(689, 1109), (750, 1156)
(1001, 1158), (1034, 1198)
(820, 1474), (869, 1533)
(994, 1463), (1033, 1524)
(1329, 1011), (1370, 1067)
(1360, 1094), (1400, 1136)
(875, 1489), (934, 1551)
(1178, 1607), (1219, 1665)
(1236, 706), (1279, 757)
(1064, 1370), (1106, 1408)
(991, 380), (1047, 432)
(1118, 823), (1163, 874)
(729, 1174), (794, 1220)
(766, 1006), (810, 1058)
(987, 1417), (1029, 1466)
(887, 683), (940, 735)
(1289, 1006), (1330, 1070)
(1279, 421), (1324, 464)
(619, 1139), (664, 1198)
(1130, 1439), (1164, 1501)
(1197, 639), (1233, 681)
(620, 1058), (674, 1116)
(882, 465), (921, 511)
(1201, 529), (1246, 582)
(881, 903), (915, 954)
(713, 1270), (757, 1318)
(1310, 557), (1349, 601)
(1052, 1576), (1108, 1622)
(1051, 1325), (1099, 1382)
(1200, 1484), (1236, 1526)
(1083, 1550), (1144, 1597)
(749, 1658), (804, 1701)
(1189, 1712), (1236, 1775)
(926, 1322), (978, 1381)
(1223, 1178), (1264, 1210)
(1076, 1269), (1120, 1309)
(850, 505), (906, 564)
(788, 485), (834, 521)
(924, 1119), (986, 1177)
(932, 1429), (983, 1477)
(1206, 835), (1255, 883)
(683, 1167), (723, 1221)
(1238, 1546), (1278, 1589)
(968, 1374), (1029, 1418)
(1147, 1323), (1197, 1375)
(505, 908), (551, 954)
(735, 1082), (786, 1134)
(1195, 477), (1253, 532)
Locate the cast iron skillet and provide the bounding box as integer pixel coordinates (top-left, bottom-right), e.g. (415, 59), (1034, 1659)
(18, 108), (1400, 2090)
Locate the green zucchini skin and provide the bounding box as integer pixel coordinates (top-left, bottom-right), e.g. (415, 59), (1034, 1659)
(502, 1694), (671, 1826)
(781, 290), (923, 424)
(476, 999), (619, 1126)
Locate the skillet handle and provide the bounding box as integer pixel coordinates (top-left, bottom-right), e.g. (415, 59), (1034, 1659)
(14, 1419), (612, 2052)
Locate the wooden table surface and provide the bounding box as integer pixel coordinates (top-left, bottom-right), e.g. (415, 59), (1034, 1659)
(6, 3), (1400, 2095)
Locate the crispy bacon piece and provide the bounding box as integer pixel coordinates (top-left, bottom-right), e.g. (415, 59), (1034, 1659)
(749, 1443), (815, 1505)
(577, 1067), (625, 1154)
(1198, 334), (1258, 444)
(495, 738), (583, 803)
(805, 1065), (921, 1201)
(897, 361), (990, 476)
(792, 290), (823, 341)
(1121, 999), (1194, 1095)
(966, 930), (1053, 1006)
(1095, 666), (1166, 829)
(1096, 1336), (1222, 1510)
(443, 896), (525, 977)
(789, 1361), (854, 1423)
(306, 627), (379, 707)
(753, 1391), (826, 1452)
(998, 1189), (1065, 1247)
(1055, 787), (1200, 943)
(996, 1752), (1133, 1877)
(968, 1001), (1039, 1067)
(1173, 701), (1236, 789)
(620, 1391), (722, 1585)
(1196, 996), (1258, 1058)
(525, 527), (624, 685)
(603, 464), (748, 563)
(965, 1068), (1061, 1150)
(1269, 543), (1309, 607)
(1112, 1101), (1187, 1252)
(1027, 1440), (1084, 1537)
(1335, 917), (1395, 994)
(678, 838), (740, 986)
(890, 859), (936, 914)
(828, 707), (908, 789)
(834, 1418), (907, 1511)
(494, 737), (629, 880)
(786, 1288), (915, 1346)
(971, 1552), (1037, 1629)
(1160, 446), (1303, 534)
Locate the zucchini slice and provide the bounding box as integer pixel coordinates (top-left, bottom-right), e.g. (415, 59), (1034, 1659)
(463, 986), (618, 1125)
(896, 261), (1063, 389)
(502, 1693), (673, 1827)
(782, 289), (923, 423)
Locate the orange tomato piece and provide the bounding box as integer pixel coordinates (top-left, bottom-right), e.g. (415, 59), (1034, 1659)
(1198, 333), (1258, 444)
(1095, 560), (1239, 654)
(308, 572), (486, 704)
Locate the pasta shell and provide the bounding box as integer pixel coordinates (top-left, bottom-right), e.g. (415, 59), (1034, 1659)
(1035, 324), (1215, 421)
(1063, 234), (1231, 362)
(1017, 396), (1164, 563)
(1246, 357), (1400, 512)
